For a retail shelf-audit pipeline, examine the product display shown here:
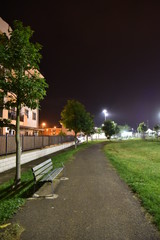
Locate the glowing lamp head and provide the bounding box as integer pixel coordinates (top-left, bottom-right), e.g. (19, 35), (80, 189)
(102, 109), (108, 120)
(42, 122), (46, 128)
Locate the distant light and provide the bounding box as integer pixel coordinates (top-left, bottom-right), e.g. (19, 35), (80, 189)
(42, 122), (46, 128)
(102, 109), (108, 121)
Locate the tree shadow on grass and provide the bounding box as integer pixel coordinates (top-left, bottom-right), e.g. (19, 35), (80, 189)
(0, 180), (45, 200)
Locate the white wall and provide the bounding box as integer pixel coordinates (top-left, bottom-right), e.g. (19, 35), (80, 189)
(0, 17), (11, 36)
(0, 142), (75, 173)
(91, 132), (107, 140)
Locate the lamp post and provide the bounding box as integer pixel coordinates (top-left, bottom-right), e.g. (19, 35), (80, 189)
(103, 109), (108, 121)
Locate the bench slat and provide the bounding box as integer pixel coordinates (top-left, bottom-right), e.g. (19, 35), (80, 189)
(40, 168), (63, 182)
(32, 159), (52, 171)
(34, 165), (53, 181)
(34, 162), (52, 177)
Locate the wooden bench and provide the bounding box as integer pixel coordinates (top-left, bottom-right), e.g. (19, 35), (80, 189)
(31, 159), (64, 195)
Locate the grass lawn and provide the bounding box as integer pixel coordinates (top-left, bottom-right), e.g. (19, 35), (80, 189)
(104, 139), (160, 230)
(0, 141), (97, 225)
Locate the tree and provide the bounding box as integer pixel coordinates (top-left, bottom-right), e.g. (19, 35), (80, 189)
(0, 119), (15, 130)
(82, 112), (94, 142)
(153, 124), (160, 138)
(102, 120), (116, 139)
(61, 99), (86, 148)
(114, 124), (120, 136)
(0, 20), (48, 186)
(137, 122), (147, 139)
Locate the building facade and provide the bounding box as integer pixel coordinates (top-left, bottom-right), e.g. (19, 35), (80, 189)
(0, 17), (40, 136)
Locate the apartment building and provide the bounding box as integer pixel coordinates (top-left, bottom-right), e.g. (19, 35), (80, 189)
(0, 17), (40, 136)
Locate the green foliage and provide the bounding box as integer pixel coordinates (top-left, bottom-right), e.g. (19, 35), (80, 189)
(0, 20), (48, 185)
(61, 99), (94, 136)
(137, 122), (147, 133)
(153, 125), (160, 138)
(0, 20), (48, 110)
(61, 99), (94, 146)
(153, 124), (160, 133)
(137, 122), (147, 139)
(114, 124), (120, 135)
(0, 119), (15, 129)
(102, 120), (117, 139)
(82, 112), (94, 136)
(61, 100), (86, 135)
(0, 171), (33, 224)
(104, 140), (160, 230)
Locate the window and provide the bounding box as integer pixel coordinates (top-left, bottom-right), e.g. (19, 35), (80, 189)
(25, 109), (29, 118)
(32, 112), (36, 120)
(20, 114), (24, 122)
(8, 108), (16, 120)
(0, 96), (3, 117)
(0, 108), (2, 117)
(8, 108), (24, 122)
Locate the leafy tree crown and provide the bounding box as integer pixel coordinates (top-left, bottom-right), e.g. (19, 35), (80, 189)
(0, 20), (48, 110)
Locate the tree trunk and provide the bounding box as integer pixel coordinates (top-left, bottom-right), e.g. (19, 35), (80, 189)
(74, 132), (77, 148)
(14, 104), (21, 186)
(86, 135), (88, 143)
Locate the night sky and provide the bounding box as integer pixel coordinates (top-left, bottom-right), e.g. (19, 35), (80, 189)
(1, 1), (160, 129)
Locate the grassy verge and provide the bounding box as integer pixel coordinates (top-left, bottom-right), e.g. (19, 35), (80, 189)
(0, 141), (97, 225)
(104, 139), (160, 230)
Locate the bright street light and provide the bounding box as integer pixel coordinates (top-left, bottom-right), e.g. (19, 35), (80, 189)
(42, 122), (46, 128)
(102, 109), (108, 121)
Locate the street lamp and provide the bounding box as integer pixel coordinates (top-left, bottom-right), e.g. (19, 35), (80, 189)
(42, 122), (46, 128)
(103, 109), (108, 121)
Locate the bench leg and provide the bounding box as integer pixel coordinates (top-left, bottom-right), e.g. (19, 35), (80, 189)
(33, 182), (36, 195)
(51, 181), (54, 195)
(32, 183), (39, 198)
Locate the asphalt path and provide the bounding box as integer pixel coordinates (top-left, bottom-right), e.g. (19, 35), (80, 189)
(12, 142), (160, 240)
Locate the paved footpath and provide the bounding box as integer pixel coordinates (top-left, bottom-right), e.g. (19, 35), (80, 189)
(12, 142), (160, 240)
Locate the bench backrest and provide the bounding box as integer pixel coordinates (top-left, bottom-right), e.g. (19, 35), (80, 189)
(32, 159), (53, 182)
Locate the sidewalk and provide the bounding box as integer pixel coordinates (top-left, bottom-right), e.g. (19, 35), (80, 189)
(12, 142), (160, 240)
